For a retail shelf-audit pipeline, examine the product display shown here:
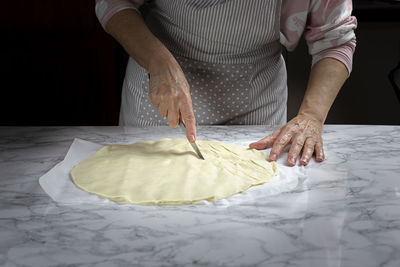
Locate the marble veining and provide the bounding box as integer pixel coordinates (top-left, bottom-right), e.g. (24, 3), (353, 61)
(0, 125), (400, 267)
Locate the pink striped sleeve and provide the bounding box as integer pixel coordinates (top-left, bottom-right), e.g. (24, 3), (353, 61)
(304, 0), (357, 74)
(95, 0), (145, 29)
(281, 0), (357, 75)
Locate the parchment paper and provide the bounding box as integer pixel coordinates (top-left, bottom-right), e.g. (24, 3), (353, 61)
(39, 138), (306, 205)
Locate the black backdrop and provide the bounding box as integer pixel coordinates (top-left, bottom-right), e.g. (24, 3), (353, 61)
(1, 1), (399, 126)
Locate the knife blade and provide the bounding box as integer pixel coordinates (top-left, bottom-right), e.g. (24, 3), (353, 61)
(179, 120), (205, 160)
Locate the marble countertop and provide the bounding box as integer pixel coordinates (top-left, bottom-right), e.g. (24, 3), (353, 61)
(0, 125), (399, 267)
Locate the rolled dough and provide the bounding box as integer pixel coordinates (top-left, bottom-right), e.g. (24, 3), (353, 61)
(70, 138), (278, 205)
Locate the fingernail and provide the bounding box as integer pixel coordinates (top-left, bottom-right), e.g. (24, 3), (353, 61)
(289, 157), (296, 164)
(269, 153), (276, 161)
(189, 135), (195, 143)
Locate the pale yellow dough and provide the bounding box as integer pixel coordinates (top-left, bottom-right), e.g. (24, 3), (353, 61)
(70, 138), (278, 205)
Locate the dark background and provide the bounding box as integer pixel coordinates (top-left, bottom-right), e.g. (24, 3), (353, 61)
(1, 0), (399, 126)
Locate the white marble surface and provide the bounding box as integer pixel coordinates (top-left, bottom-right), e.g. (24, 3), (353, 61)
(0, 125), (399, 267)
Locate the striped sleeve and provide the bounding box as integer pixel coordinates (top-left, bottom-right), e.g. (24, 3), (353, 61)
(95, 0), (145, 29)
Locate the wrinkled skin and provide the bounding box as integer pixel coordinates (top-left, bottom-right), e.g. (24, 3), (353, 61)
(248, 57), (348, 166)
(148, 57), (345, 166)
(149, 59), (326, 166)
(249, 115), (325, 166)
(148, 58), (197, 143)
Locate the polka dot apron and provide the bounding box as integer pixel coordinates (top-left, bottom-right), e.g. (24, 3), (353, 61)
(119, 0), (287, 126)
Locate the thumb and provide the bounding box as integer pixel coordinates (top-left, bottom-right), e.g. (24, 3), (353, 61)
(249, 129), (281, 150)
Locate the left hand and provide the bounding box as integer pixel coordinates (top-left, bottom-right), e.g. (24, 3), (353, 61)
(249, 114), (325, 166)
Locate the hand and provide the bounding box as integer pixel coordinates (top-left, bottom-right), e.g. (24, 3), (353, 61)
(249, 114), (325, 166)
(148, 57), (197, 143)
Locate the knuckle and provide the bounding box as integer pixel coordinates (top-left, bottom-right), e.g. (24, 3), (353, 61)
(271, 146), (280, 154)
(181, 90), (190, 97)
(290, 146), (300, 155)
(294, 139), (304, 147)
(305, 139), (314, 146)
(305, 143), (315, 152)
(278, 138), (287, 146)
(318, 144), (324, 150)
(172, 90), (180, 99)
(263, 136), (274, 143)
(184, 114), (196, 121)
(272, 129), (281, 137)
(181, 92), (193, 102)
(288, 151), (297, 159)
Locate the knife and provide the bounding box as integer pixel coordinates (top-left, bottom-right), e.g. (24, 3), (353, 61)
(179, 120), (205, 160)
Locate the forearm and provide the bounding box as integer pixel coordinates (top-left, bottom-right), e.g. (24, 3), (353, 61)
(105, 9), (174, 72)
(105, 8), (196, 136)
(298, 58), (349, 123)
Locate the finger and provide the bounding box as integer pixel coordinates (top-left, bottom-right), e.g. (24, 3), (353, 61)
(167, 103), (180, 128)
(300, 138), (316, 166)
(156, 93), (168, 116)
(180, 99), (196, 143)
(148, 76), (164, 114)
(287, 134), (306, 167)
(315, 139), (325, 162)
(149, 94), (159, 110)
(269, 131), (293, 161)
(148, 83), (158, 104)
(158, 104), (168, 117)
(249, 128), (282, 150)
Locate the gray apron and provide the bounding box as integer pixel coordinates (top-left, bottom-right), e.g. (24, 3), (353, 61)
(120, 0), (287, 126)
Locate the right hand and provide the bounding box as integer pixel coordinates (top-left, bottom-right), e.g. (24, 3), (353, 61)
(148, 57), (197, 143)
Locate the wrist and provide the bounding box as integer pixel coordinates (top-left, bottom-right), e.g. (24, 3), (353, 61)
(148, 50), (177, 74)
(297, 110), (325, 124)
(297, 96), (329, 124)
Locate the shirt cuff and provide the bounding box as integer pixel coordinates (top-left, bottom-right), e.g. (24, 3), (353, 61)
(311, 41), (356, 76)
(96, 0), (140, 30)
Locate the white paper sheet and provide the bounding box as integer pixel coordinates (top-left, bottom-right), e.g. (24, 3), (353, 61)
(39, 138), (306, 205)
